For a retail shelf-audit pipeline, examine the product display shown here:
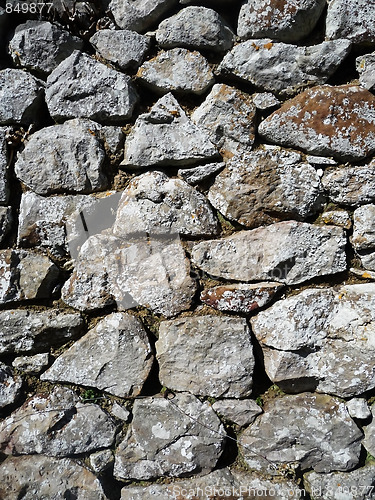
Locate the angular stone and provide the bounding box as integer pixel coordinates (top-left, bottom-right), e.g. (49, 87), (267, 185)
(351, 267), (375, 280)
(122, 93), (218, 168)
(258, 85), (375, 161)
(156, 6), (234, 53)
(90, 29), (150, 70)
(240, 393), (362, 474)
(321, 210), (352, 230)
(177, 162), (224, 185)
(219, 40), (351, 96)
(322, 162), (375, 205)
(0, 69), (44, 125)
(306, 155), (337, 166)
(0, 309), (83, 354)
(357, 52), (375, 90)
(0, 127), (10, 204)
(363, 406), (375, 454)
(352, 205), (375, 270)
(114, 393), (225, 480)
(46, 51), (138, 123)
(0, 249), (59, 304)
(212, 399), (262, 427)
(326, 0), (375, 44)
(9, 20), (83, 75)
(0, 386), (117, 456)
(111, 402), (130, 422)
(14, 119), (107, 195)
(192, 221), (346, 285)
(252, 92), (280, 110)
(201, 282), (284, 314)
(251, 284), (375, 397)
(0, 455), (107, 500)
(0, 362), (21, 408)
(12, 353), (50, 374)
(137, 48), (214, 95)
(89, 449), (114, 474)
(112, 171), (219, 237)
(238, 0), (326, 42)
(304, 464), (375, 500)
(208, 147), (324, 228)
(0, 206), (12, 245)
(156, 316), (254, 398)
(108, 0), (177, 31)
(191, 84), (256, 157)
(346, 398), (371, 420)
(41, 313), (153, 398)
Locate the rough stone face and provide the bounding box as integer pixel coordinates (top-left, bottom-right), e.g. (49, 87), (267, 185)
(46, 51), (138, 123)
(111, 402), (130, 422)
(122, 93), (218, 168)
(177, 162), (225, 185)
(239, 393), (362, 474)
(191, 84), (256, 157)
(219, 40), (351, 96)
(137, 48), (214, 95)
(0, 69), (44, 125)
(0, 206), (12, 245)
(14, 119), (107, 195)
(252, 92), (280, 110)
(321, 210), (352, 230)
(108, 0), (177, 31)
(305, 464), (375, 500)
(90, 29), (150, 70)
(238, 0), (326, 42)
(0, 249), (59, 304)
(207, 147), (324, 228)
(258, 85), (375, 161)
(0, 309), (83, 354)
(357, 52), (375, 90)
(41, 313), (153, 398)
(0, 386), (117, 456)
(363, 406), (375, 457)
(9, 20), (83, 75)
(212, 399), (262, 427)
(0, 127), (9, 205)
(192, 221), (347, 285)
(156, 316), (254, 398)
(114, 393), (225, 480)
(352, 205), (375, 270)
(112, 171), (219, 237)
(12, 353), (50, 374)
(326, 0), (375, 44)
(346, 398), (371, 420)
(156, 6), (234, 53)
(0, 455), (107, 500)
(0, 362), (21, 408)
(89, 450), (114, 474)
(201, 282), (284, 314)
(251, 284), (375, 397)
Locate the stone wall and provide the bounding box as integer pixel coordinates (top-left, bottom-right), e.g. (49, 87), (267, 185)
(1, 0), (375, 498)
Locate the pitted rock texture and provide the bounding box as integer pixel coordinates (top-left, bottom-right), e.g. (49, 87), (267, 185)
(46, 51), (138, 123)
(357, 52), (375, 90)
(178, 162), (225, 185)
(0, 207), (12, 245)
(192, 221), (346, 285)
(0, 362), (21, 408)
(346, 398), (371, 420)
(114, 393), (225, 480)
(239, 393), (363, 474)
(0, 127), (9, 205)
(156, 315), (255, 397)
(352, 205), (375, 270)
(237, 0), (326, 42)
(326, 0), (375, 44)
(259, 85), (375, 161)
(41, 313), (153, 398)
(108, 0), (177, 31)
(12, 353), (50, 374)
(207, 147), (324, 228)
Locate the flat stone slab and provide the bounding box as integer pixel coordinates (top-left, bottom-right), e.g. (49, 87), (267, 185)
(177, 162), (225, 185)
(212, 399), (262, 427)
(258, 85), (375, 161)
(108, 0), (177, 31)
(326, 0), (375, 44)
(12, 353), (50, 374)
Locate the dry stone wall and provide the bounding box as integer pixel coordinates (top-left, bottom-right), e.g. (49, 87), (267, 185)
(2, 0), (375, 499)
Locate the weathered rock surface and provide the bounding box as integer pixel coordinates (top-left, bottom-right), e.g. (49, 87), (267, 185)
(122, 93), (218, 168)
(0, 69), (44, 125)
(321, 210), (352, 230)
(0, 206), (12, 245)
(212, 399), (262, 427)
(192, 221), (346, 285)
(363, 406), (375, 457)
(137, 48), (214, 95)
(108, 0), (177, 31)
(0, 127), (9, 205)
(346, 398), (371, 420)
(156, 316), (254, 397)
(252, 92), (280, 110)
(207, 147), (324, 228)
(0, 309), (83, 354)
(239, 393), (362, 474)
(258, 85), (375, 161)
(9, 20), (83, 75)
(111, 402), (130, 422)
(177, 162), (224, 185)
(326, 0), (375, 44)
(90, 29), (150, 70)
(0, 249), (59, 304)
(41, 313), (153, 398)
(219, 40), (351, 95)
(89, 449), (114, 474)
(352, 205), (375, 270)
(46, 51), (138, 123)
(0, 386), (117, 456)
(112, 171), (219, 237)
(12, 353), (49, 374)
(14, 119), (107, 195)
(251, 284), (375, 397)
(114, 393), (225, 480)
(357, 52), (375, 90)
(191, 83), (256, 157)
(0, 455), (107, 500)
(201, 282), (283, 313)
(0, 362), (21, 408)
(322, 162), (375, 205)
(156, 6), (234, 53)
(237, 0), (326, 42)
(305, 463), (375, 500)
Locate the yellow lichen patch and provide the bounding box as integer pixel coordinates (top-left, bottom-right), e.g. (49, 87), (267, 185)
(263, 42), (273, 50)
(362, 272), (373, 278)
